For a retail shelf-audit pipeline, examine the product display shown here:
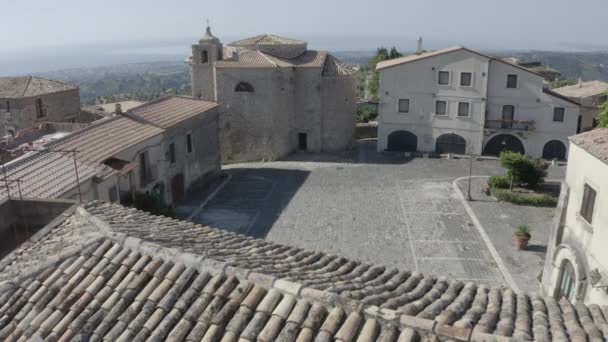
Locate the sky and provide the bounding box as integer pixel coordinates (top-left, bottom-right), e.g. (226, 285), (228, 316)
(1, 0), (607, 74)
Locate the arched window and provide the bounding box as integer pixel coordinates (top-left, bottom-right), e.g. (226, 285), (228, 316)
(235, 82), (255, 93)
(201, 50), (208, 63)
(556, 259), (576, 301)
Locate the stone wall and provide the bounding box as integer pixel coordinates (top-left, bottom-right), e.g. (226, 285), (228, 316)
(321, 76), (356, 150)
(216, 68), (295, 163)
(1, 88), (82, 136)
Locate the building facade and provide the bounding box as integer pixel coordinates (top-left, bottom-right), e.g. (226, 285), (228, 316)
(553, 79), (608, 133)
(0, 77), (84, 138)
(187, 26), (356, 163)
(376, 47), (580, 160)
(541, 129), (608, 305)
(0, 96), (221, 206)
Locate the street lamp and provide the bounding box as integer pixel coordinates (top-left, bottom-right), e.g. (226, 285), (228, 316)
(467, 146), (474, 201)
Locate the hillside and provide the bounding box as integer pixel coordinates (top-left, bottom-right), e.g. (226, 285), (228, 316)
(38, 61), (191, 104)
(37, 50), (608, 106)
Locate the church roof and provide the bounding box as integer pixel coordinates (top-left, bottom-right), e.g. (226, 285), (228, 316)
(229, 34), (306, 46)
(1, 200), (607, 341)
(215, 50), (354, 76)
(0, 76), (78, 99)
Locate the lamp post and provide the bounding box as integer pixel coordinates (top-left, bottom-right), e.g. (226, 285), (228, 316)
(467, 147), (474, 201)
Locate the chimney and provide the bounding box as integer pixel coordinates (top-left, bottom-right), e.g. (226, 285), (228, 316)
(417, 36), (423, 54)
(578, 77), (583, 88)
(115, 103), (122, 114)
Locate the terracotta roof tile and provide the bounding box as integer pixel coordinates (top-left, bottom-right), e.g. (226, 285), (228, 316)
(229, 34), (306, 46)
(0, 76), (78, 98)
(0, 201), (603, 340)
(569, 128), (608, 165)
(129, 96), (219, 129)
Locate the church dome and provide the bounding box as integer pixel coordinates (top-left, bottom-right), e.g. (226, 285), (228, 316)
(200, 26), (220, 44)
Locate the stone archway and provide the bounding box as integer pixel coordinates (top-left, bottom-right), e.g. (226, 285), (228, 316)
(387, 130), (417, 152)
(542, 140), (567, 160)
(435, 133), (467, 155)
(483, 134), (525, 156)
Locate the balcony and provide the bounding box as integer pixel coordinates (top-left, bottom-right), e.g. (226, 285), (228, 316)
(484, 120), (535, 132)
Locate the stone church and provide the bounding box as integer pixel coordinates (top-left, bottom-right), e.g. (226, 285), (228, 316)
(187, 26), (356, 163)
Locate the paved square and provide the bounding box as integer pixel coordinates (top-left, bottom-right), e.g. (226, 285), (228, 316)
(192, 146), (522, 286)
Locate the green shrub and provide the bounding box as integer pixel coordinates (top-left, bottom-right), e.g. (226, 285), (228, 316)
(492, 188), (557, 207)
(499, 151), (547, 188)
(488, 175), (510, 189)
(515, 224), (531, 239)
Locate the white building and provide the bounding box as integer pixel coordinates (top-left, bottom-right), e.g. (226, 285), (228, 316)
(376, 46), (580, 160)
(553, 79), (608, 133)
(541, 128), (608, 304)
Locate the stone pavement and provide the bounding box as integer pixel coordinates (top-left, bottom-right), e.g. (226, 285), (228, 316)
(455, 177), (558, 294)
(191, 141), (567, 290)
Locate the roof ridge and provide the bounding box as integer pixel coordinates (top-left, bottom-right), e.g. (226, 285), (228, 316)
(21, 76), (33, 97)
(257, 50), (280, 67)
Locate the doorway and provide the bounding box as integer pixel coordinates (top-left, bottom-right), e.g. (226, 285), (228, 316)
(298, 133), (307, 151)
(171, 174), (185, 203)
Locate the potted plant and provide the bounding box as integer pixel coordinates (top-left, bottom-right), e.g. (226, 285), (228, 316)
(514, 225), (531, 250)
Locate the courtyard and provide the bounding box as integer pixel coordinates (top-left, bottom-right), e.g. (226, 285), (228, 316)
(189, 140), (565, 292)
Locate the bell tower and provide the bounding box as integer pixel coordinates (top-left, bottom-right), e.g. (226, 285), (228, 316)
(188, 22), (222, 101)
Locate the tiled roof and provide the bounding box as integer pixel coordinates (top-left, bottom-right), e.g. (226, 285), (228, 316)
(543, 88), (582, 106)
(47, 115), (163, 165)
(553, 80), (608, 99)
(376, 46), (545, 77)
(2, 200), (606, 341)
(0, 114), (162, 201)
(129, 96), (219, 129)
(216, 50), (354, 76)
(0, 151), (100, 200)
(229, 34), (306, 46)
(0, 76), (78, 98)
(569, 128), (608, 165)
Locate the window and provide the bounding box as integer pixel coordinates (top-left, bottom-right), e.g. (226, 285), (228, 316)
(553, 107), (565, 122)
(435, 101), (447, 115)
(438, 71), (450, 85)
(457, 102), (470, 117)
(7, 129), (15, 137)
(6, 101), (10, 112)
(139, 151), (150, 186)
(556, 260), (576, 301)
(398, 99), (410, 113)
(186, 133), (193, 153)
(201, 50), (209, 63)
(580, 184), (597, 224)
(36, 98), (45, 118)
(108, 186), (118, 203)
(507, 74), (518, 88)
(502, 105), (515, 129)
(460, 72), (473, 87)
(169, 143), (176, 164)
(235, 82), (254, 92)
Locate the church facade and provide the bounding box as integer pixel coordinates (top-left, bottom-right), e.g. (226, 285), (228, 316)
(187, 26), (356, 163)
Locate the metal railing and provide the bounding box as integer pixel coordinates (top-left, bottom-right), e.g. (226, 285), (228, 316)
(484, 120), (534, 131)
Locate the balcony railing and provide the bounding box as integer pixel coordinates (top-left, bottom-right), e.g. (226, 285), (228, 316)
(484, 120), (535, 132)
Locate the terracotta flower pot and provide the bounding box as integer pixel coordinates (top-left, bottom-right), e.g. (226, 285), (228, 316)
(513, 235), (530, 250)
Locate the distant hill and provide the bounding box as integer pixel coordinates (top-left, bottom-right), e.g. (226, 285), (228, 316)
(492, 51), (608, 82)
(37, 50), (608, 105)
(38, 61), (190, 104)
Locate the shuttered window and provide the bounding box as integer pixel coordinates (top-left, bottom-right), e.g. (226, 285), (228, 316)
(580, 184), (597, 224)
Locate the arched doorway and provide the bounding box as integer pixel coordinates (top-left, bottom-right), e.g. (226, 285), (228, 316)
(483, 134), (525, 156)
(387, 130), (417, 152)
(542, 140), (567, 160)
(435, 133), (467, 154)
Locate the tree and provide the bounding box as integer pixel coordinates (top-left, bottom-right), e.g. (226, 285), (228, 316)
(366, 46), (402, 101)
(499, 151), (547, 188)
(597, 99), (608, 128)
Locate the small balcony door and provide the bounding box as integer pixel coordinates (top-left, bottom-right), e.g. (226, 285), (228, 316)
(502, 105), (514, 129)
